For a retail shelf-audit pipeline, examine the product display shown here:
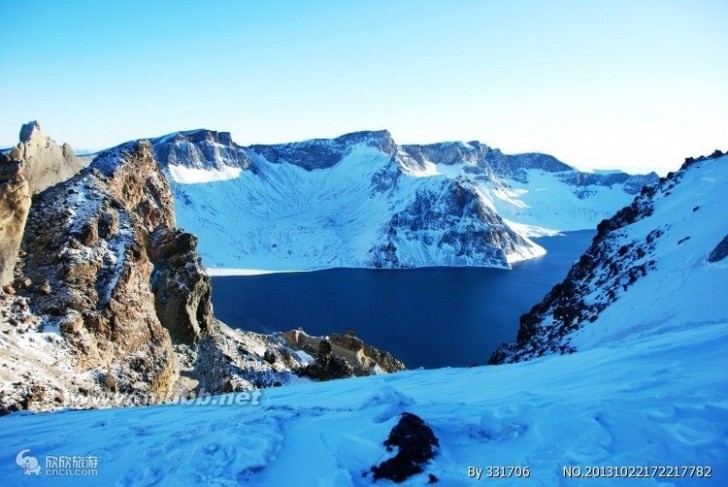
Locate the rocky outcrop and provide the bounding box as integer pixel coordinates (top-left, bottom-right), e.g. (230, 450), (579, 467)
(9, 121), (85, 194)
(190, 323), (306, 393)
(17, 141), (180, 404)
(0, 153), (31, 286)
(281, 329), (406, 375)
(149, 227), (213, 343)
(367, 412), (440, 483)
(489, 188), (659, 364)
(369, 180), (539, 269)
(1, 122), (85, 287)
(152, 129), (251, 171)
(1, 139), (213, 412)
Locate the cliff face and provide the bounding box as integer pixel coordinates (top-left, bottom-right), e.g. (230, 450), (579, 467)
(0, 153), (30, 286)
(15, 141), (184, 406)
(0, 121), (85, 287)
(369, 179), (539, 269)
(149, 228), (213, 343)
(1, 139), (270, 413)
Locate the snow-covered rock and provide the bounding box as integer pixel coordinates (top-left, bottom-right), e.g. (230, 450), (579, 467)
(491, 150), (728, 363)
(147, 129), (657, 271)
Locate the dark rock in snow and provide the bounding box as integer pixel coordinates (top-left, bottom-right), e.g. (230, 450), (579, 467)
(369, 412), (439, 483)
(708, 234), (728, 263)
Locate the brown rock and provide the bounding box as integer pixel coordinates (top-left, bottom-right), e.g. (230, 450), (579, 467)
(149, 226), (212, 344)
(0, 154), (31, 286)
(13, 121), (85, 194)
(19, 141), (181, 402)
(282, 329), (406, 376)
(13, 276), (31, 290)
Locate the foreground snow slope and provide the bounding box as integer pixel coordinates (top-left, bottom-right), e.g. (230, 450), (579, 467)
(2, 315), (726, 486)
(147, 130), (656, 271)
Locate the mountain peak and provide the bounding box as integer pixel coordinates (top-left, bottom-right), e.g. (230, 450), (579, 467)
(334, 129), (396, 155)
(149, 130), (250, 172)
(245, 129), (397, 171)
(335, 129), (392, 142)
(156, 129), (235, 147)
(11, 121), (84, 194)
(19, 120), (43, 143)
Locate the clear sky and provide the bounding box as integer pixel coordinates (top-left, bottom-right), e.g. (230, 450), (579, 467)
(1, 0), (726, 174)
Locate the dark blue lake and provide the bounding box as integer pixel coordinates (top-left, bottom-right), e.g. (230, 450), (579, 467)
(211, 230), (595, 369)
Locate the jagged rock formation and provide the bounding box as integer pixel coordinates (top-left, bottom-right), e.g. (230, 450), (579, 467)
(0, 122), (85, 287)
(16, 141), (184, 405)
(296, 339), (355, 381)
(146, 129), (658, 271)
(491, 149), (728, 364)
(153, 129), (251, 172)
(149, 227), (213, 343)
(190, 324), (307, 393)
(0, 153), (30, 286)
(282, 329), (406, 376)
(370, 179), (534, 268)
(8, 121), (85, 194)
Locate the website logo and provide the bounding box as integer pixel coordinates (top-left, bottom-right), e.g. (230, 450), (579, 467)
(15, 449), (41, 476)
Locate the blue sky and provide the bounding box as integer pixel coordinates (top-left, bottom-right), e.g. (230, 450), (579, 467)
(1, 0), (726, 173)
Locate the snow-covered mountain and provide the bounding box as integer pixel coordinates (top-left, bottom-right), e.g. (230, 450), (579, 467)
(491, 150), (728, 363)
(147, 129), (657, 271)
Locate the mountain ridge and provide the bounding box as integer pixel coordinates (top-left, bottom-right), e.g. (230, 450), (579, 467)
(141, 128), (658, 272)
(153, 127), (649, 178)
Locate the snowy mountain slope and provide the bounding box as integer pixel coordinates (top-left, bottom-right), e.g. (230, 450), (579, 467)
(399, 141), (657, 234)
(491, 151), (728, 364)
(153, 131), (545, 270)
(2, 315), (726, 485)
(147, 130), (657, 271)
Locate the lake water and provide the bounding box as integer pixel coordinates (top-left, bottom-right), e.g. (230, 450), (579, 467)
(211, 230), (595, 369)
